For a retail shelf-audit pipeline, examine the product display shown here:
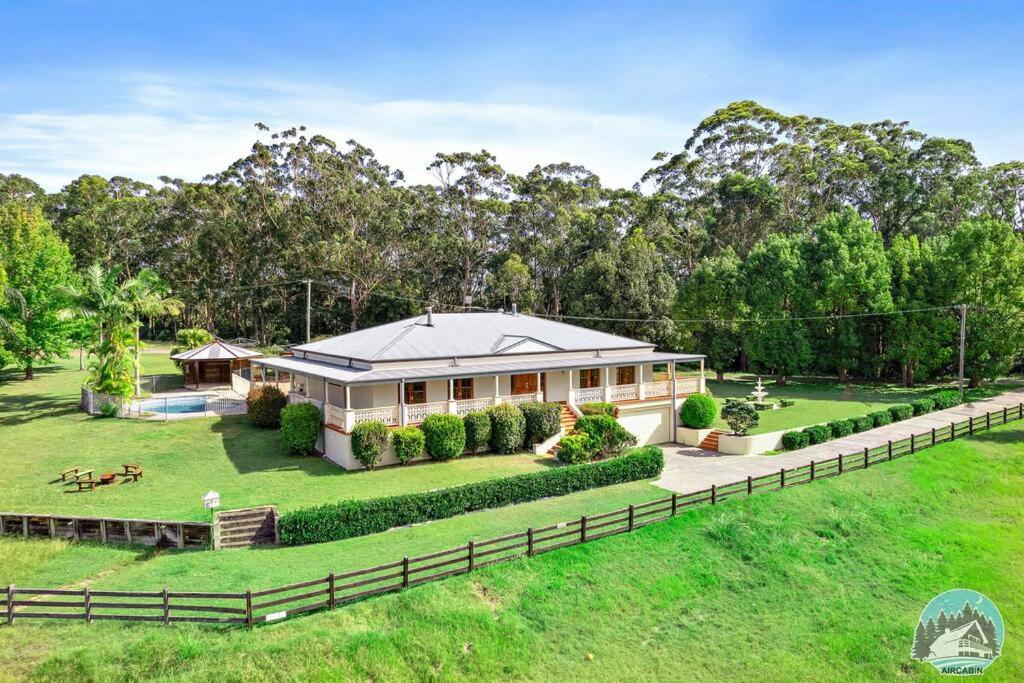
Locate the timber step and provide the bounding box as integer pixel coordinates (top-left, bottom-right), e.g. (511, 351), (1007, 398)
(549, 402), (577, 456)
(697, 429), (729, 452)
(215, 506), (278, 549)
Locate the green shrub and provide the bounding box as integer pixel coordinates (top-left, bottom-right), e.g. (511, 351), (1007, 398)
(869, 410), (892, 428)
(351, 420), (390, 469)
(779, 398), (795, 408)
(520, 401), (562, 444)
(246, 385), (288, 428)
(574, 414), (637, 457)
(421, 414), (466, 461)
(278, 446), (665, 545)
(556, 433), (598, 464)
(680, 394), (716, 428)
(463, 411), (491, 453)
(827, 419), (855, 438)
(280, 403), (321, 455)
(721, 399), (758, 435)
(781, 430), (809, 450)
(580, 402), (618, 417)
(98, 400), (119, 418)
(911, 397), (935, 415)
(932, 389), (961, 410)
(488, 403), (526, 454)
(803, 424), (832, 445)
(392, 426), (426, 465)
(888, 403), (914, 422)
(852, 415), (874, 433)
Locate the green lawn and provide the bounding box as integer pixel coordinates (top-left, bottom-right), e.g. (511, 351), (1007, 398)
(0, 421), (1020, 681)
(0, 351), (559, 521)
(707, 375), (1008, 434)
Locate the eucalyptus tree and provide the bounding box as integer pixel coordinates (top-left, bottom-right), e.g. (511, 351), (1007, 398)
(676, 246), (745, 381)
(982, 161), (1024, 231)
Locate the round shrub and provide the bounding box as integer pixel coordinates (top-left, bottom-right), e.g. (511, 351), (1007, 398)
(246, 385), (288, 428)
(680, 394), (717, 429)
(520, 401), (562, 445)
(421, 413), (466, 461)
(911, 397), (935, 416)
(280, 402), (321, 455)
(869, 410), (892, 428)
(556, 433), (598, 464)
(852, 415), (874, 433)
(803, 424), (832, 445)
(392, 426), (426, 465)
(827, 419), (855, 438)
(781, 430), (809, 450)
(351, 420), (390, 469)
(888, 403), (913, 422)
(779, 398), (796, 408)
(580, 402), (618, 417)
(463, 411), (492, 453)
(932, 389), (961, 410)
(721, 399), (758, 436)
(489, 403), (527, 454)
(574, 414), (637, 457)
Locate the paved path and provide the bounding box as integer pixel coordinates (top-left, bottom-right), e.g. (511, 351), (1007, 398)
(654, 388), (1024, 495)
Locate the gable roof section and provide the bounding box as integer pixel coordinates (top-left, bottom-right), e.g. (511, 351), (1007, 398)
(930, 621), (989, 649)
(170, 340), (263, 361)
(292, 312), (653, 362)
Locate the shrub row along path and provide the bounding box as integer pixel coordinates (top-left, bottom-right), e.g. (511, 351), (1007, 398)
(654, 387), (1024, 494)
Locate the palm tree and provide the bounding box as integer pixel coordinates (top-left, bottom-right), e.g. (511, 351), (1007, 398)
(123, 269), (181, 395)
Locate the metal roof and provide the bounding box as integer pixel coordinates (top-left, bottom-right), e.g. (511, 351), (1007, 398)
(256, 351), (703, 386)
(170, 340), (263, 361)
(291, 312), (653, 362)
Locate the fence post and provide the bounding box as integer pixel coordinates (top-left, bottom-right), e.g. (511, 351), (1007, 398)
(747, 475), (753, 495)
(467, 541), (475, 572)
(969, 416), (974, 436)
(887, 440), (892, 460)
(932, 428), (936, 446)
(838, 453), (844, 474)
(1004, 407), (1008, 424)
(245, 589), (253, 629)
(779, 468), (785, 489)
(711, 484), (717, 503)
(527, 527), (535, 556)
(910, 433), (915, 454)
(6, 585), (13, 625)
(84, 587), (92, 624)
(986, 412), (991, 430)
(863, 447), (869, 469)
(162, 587), (170, 626)
(402, 557), (410, 589)
(627, 505), (635, 532)
(580, 515), (587, 543)
(670, 493), (678, 516)
(328, 573), (336, 610)
(810, 460), (815, 481)
(951, 422), (956, 440)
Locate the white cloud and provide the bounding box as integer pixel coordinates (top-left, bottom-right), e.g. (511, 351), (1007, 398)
(0, 73), (693, 191)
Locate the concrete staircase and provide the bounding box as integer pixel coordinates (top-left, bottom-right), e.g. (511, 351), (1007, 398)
(698, 429), (729, 452)
(215, 506), (278, 549)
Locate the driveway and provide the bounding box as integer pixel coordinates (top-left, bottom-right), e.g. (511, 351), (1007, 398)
(654, 388), (1024, 495)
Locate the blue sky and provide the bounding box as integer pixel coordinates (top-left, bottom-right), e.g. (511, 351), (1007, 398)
(2, 0), (1022, 190)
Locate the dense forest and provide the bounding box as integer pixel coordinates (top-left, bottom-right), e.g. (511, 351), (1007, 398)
(1, 100), (1023, 387)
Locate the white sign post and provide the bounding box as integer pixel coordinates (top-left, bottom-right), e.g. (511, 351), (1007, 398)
(202, 490), (221, 510)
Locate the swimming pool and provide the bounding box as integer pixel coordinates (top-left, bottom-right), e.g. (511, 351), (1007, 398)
(139, 396), (208, 414)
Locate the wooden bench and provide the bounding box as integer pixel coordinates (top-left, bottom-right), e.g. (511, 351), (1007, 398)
(121, 465), (143, 482)
(75, 478), (99, 492)
(73, 469), (94, 481)
(122, 464), (142, 475)
(59, 466), (81, 481)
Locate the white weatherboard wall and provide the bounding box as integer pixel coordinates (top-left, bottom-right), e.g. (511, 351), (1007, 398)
(618, 402), (672, 446)
(324, 429), (429, 470)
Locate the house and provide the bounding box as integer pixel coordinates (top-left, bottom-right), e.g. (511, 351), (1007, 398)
(171, 340), (263, 389)
(251, 308), (704, 469)
(928, 621), (994, 661)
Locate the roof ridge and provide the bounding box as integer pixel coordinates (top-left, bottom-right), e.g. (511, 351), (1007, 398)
(369, 314), (428, 360)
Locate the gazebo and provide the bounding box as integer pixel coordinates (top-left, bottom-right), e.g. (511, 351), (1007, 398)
(171, 340), (263, 389)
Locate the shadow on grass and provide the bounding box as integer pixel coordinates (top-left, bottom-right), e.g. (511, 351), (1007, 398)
(968, 426), (1024, 445)
(210, 414), (340, 477)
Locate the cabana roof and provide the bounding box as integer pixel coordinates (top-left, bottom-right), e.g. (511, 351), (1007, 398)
(171, 340), (263, 362)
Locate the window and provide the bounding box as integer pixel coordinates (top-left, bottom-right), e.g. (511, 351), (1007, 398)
(578, 368), (601, 388)
(616, 366), (635, 385)
(453, 378), (474, 400)
(510, 373), (539, 395)
(403, 381), (426, 405)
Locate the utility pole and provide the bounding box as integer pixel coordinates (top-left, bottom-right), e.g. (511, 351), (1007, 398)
(958, 303), (967, 400)
(303, 278), (311, 344)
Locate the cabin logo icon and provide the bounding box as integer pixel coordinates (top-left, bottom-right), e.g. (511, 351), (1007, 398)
(911, 589), (1004, 675)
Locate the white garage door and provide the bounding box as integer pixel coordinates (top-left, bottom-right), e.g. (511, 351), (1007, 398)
(617, 406), (671, 446)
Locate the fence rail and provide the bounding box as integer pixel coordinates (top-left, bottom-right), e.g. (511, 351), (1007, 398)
(0, 513), (211, 549)
(4, 402), (1021, 630)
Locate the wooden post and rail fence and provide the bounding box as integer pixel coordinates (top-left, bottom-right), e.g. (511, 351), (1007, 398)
(2, 402), (1021, 630)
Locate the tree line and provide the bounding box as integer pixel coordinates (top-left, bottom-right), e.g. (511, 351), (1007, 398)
(1, 100), (1022, 386)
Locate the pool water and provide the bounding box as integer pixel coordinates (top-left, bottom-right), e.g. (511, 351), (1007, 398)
(140, 396), (208, 414)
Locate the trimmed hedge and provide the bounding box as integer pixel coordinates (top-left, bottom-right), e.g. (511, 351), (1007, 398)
(280, 403), (322, 455)
(852, 415), (874, 433)
(557, 433), (597, 464)
(869, 410), (893, 428)
(520, 401), (562, 445)
(680, 394), (717, 429)
(781, 430), (809, 450)
(351, 420), (390, 469)
(779, 399), (796, 408)
(421, 414), (466, 461)
(489, 403), (526, 454)
(932, 389), (961, 410)
(246, 385), (288, 428)
(278, 446), (665, 545)
(463, 411), (491, 453)
(888, 403), (914, 422)
(827, 419), (855, 438)
(392, 426), (426, 465)
(579, 402), (618, 417)
(911, 397), (935, 416)
(803, 424), (832, 445)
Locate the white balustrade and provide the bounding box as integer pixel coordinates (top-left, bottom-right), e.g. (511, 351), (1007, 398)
(325, 404), (346, 428)
(405, 401), (448, 423)
(571, 387), (605, 405)
(675, 377), (701, 395)
(353, 406), (400, 426)
(455, 397), (496, 416)
(642, 381), (671, 398)
(502, 393), (537, 406)
(610, 383), (639, 402)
